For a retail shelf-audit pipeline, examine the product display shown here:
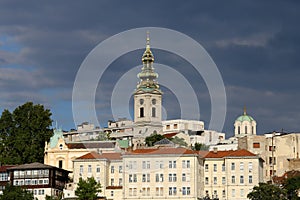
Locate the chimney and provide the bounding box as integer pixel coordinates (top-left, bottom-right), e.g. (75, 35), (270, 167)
(213, 147), (218, 154)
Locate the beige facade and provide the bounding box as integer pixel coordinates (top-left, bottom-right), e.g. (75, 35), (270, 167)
(72, 152), (123, 200)
(203, 149), (263, 200)
(122, 147), (203, 200)
(238, 133), (300, 182)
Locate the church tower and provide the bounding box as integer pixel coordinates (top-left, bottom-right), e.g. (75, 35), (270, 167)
(133, 34), (163, 137)
(234, 107), (257, 137)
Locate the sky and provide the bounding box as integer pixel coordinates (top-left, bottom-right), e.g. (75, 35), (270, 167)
(0, 0), (299, 137)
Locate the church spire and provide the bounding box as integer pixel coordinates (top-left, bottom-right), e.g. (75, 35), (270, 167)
(136, 32), (161, 94)
(243, 106), (247, 115)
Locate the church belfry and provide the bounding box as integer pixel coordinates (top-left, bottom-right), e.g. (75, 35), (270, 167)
(133, 33), (163, 137)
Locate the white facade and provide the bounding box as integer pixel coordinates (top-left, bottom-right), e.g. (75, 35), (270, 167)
(162, 119), (204, 134)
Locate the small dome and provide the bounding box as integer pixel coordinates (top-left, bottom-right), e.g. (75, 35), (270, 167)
(235, 107), (255, 122)
(236, 114), (254, 122)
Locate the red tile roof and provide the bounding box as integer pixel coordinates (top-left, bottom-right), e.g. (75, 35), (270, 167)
(76, 152), (122, 160)
(66, 142), (115, 149)
(204, 149), (256, 158)
(126, 147), (197, 155)
(163, 132), (178, 138)
(0, 165), (15, 172)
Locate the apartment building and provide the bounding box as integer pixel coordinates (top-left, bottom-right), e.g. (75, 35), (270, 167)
(122, 147), (203, 200)
(203, 149), (263, 200)
(7, 162), (69, 200)
(71, 152), (123, 200)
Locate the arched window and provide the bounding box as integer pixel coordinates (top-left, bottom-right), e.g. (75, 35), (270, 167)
(152, 107), (156, 117)
(252, 126), (254, 134)
(238, 126), (240, 134)
(140, 107), (144, 117)
(245, 126), (248, 134)
(58, 160), (63, 169)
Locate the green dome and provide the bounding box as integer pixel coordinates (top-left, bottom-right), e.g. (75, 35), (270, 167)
(236, 114), (254, 122)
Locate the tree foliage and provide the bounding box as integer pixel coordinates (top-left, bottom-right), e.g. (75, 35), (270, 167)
(145, 133), (164, 146)
(0, 102), (52, 164)
(284, 175), (300, 200)
(170, 136), (188, 147)
(193, 142), (210, 150)
(0, 184), (35, 200)
(247, 182), (288, 200)
(75, 177), (102, 200)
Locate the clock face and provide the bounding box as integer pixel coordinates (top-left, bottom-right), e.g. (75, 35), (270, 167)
(152, 99), (156, 105)
(139, 99), (144, 105)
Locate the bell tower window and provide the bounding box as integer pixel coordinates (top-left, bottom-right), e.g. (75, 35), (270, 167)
(245, 126), (247, 134)
(152, 107), (156, 117)
(238, 126), (240, 134)
(140, 107), (144, 118)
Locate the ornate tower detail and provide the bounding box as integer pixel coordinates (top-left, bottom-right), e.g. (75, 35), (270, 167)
(133, 34), (163, 137)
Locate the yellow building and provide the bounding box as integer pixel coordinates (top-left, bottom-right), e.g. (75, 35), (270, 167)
(71, 152), (123, 200)
(203, 149), (263, 200)
(122, 147), (203, 200)
(44, 129), (118, 174)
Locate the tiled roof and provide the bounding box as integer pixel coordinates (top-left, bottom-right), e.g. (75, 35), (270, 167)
(0, 165), (15, 172)
(204, 149), (256, 158)
(8, 162), (70, 171)
(154, 138), (174, 145)
(66, 141), (115, 149)
(76, 152), (122, 160)
(126, 147), (197, 155)
(163, 132), (178, 138)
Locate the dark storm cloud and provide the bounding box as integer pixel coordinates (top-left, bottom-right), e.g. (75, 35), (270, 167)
(0, 0), (299, 134)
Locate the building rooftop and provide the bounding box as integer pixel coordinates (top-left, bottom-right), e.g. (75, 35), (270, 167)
(0, 165), (15, 172)
(126, 147), (197, 155)
(204, 149), (256, 158)
(8, 162), (70, 171)
(66, 141), (115, 149)
(76, 152), (122, 161)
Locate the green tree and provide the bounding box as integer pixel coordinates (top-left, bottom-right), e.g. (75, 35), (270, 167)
(0, 184), (35, 200)
(75, 177), (102, 200)
(193, 142), (209, 150)
(247, 182), (288, 200)
(0, 102), (53, 164)
(284, 176), (300, 200)
(145, 133), (164, 146)
(170, 136), (188, 147)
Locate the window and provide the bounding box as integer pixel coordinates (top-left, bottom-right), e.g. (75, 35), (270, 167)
(155, 187), (163, 196)
(96, 165), (100, 173)
(222, 163), (225, 171)
(182, 173), (186, 182)
(88, 165), (92, 173)
(232, 189), (235, 197)
(152, 107), (156, 117)
(238, 126), (240, 134)
(182, 187), (190, 195)
(269, 157), (276, 165)
(111, 191), (114, 197)
(0, 173), (8, 181)
(240, 189), (244, 197)
(156, 173), (163, 182)
(119, 178), (122, 186)
(129, 174), (133, 182)
(222, 190), (226, 198)
(240, 162), (244, 171)
(205, 177), (209, 185)
(168, 174), (177, 182)
(213, 164), (217, 172)
(79, 165), (83, 174)
(59, 144), (63, 150)
(169, 187), (177, 196)
(142, 174), (150, 182)
(269, 146), (276, 151)
(143, 161), (150, 169)
(253, 142), (260, 148)
(111, 178), (114, 186)
(205, 164), (209, 172)
(240, 175), (244, 184)
(140, 107), (144, 117)
(222, 177), (226, 185)
(111, 166), (114, 173)
(187, 160), (190, 168)
(214, 177), (217, 185)
(248, 162), (253, 172)
(249, 175), (253, 184)
(174, 124), (178, 129)
(231, 176), (235, 184)
(119, 166), (122, 173)
(166, 125), (170, 129)
(58, 160), (63, 169)
(231, 162), (235, 170)
(169, 161), (176, 168)
(133, 174), (137, 182)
